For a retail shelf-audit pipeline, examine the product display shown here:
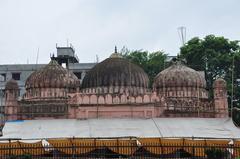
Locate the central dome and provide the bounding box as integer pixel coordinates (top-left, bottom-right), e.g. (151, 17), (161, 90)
(81, 51), (149, 95)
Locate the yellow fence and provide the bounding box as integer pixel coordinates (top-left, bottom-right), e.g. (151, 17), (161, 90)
(235, 140), (240, 157)
(0, 138), (239, 157)
(48, 138), (137, 155)
(0, 141), (45, 156)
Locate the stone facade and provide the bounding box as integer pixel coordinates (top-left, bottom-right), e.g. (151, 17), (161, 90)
(213, 78), (228, 117)
(4, 52), (229, 120)
(4, 79), (19, 120)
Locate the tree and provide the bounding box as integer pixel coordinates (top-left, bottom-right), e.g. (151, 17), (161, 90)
(120, 47), (167, 87)
(179, 35), (240, 93)
(148, 51), (167, 82)
(179, 35), (240, 126)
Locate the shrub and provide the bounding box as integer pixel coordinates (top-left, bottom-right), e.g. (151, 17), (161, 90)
(205, 148), (227, 159)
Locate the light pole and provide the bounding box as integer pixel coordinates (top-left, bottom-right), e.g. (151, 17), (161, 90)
(231, 55), (235, 118)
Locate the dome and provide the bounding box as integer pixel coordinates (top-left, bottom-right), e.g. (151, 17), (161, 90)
(153, 60), (208, 98)
(25, 60), (79, 89)
(81, 51), (149, 95)
(5, 79), (19, 90)
(213, 78), (226, 88)
(153, 61), (206, 89)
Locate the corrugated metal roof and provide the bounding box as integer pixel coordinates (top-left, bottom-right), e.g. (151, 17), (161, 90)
(1, 118), (240, 139)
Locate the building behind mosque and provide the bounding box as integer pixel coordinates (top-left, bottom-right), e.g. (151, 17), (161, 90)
(0, 45), (95, 106)
(3, 46), (228, 121)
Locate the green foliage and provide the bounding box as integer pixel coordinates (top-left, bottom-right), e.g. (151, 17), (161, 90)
(119, 35), (240, 126)
(179, 35), (240, 126)
(120, 47), (167, 87)
(205, 148), (228, 159)
(148, 51), (167, 81)
(180, 35), (239, 86)
(233, 108), (240, 127)
(10, 154), (32, 159)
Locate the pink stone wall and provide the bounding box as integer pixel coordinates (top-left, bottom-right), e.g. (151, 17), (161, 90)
(214, 88), (228, 117)
(24, 88), (67, 101)
(68, 105), (156, 119)
(213, 80), (228, 118)
(5, 85), (229, 120)
(68, 93), (159, 105)
(81, 86), (147, 96)
(5, 89), (19, 121)
(67, 90), (225, 119)
(157, 87), (209, 99)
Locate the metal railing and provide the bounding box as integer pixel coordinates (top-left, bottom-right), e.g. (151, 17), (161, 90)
(0, 140), (239, 158)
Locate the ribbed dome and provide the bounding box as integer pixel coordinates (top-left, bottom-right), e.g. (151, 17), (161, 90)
(25, 60), (79, 89)
(5, 79), (19, 90)
(81, 53), (149, 95)
(153, 61), (206, 90)
(213, 78), (226, 88)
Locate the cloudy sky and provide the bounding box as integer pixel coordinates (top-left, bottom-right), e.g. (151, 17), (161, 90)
(0, 0), (239, 64)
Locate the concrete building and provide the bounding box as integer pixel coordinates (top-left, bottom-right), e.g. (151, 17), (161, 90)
(0, 45), (95, 106)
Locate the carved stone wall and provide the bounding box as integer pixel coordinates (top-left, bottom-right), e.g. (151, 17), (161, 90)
(68, 93), (159, 105)
(213, 78), (228, 118)
(68, 104), (163, 119)
(24, 88), (68, 101)
(4, 80), (19, 121)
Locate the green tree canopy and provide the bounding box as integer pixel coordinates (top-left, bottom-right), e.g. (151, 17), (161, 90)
(179, 35), (240, 126)
(120, 47), (167, 87)
(119, 35), (240, 126)
(179, 35), (240, 91)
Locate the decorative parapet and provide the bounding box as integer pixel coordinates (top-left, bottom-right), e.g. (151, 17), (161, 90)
(68, 92), (160, 105)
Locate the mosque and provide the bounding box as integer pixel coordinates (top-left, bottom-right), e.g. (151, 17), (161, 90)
(1, 47), (240, 158)
(4, 47), (228, 121)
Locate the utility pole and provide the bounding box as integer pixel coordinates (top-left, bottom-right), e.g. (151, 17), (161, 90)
(231, 55), (235, 117)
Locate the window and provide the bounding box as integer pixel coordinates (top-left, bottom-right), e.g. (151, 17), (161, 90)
(12, 73), (20, 80)
(0, 74), (6, 82)
(74, 72), (82, 79)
